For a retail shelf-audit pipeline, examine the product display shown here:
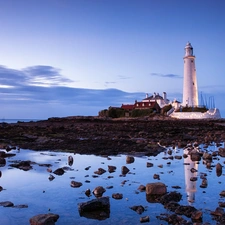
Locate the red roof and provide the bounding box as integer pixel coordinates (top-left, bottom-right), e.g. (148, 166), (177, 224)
(121, 104), (135, 110)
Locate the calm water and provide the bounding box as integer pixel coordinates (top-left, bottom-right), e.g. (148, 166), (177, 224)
(0, 143), (224, 225)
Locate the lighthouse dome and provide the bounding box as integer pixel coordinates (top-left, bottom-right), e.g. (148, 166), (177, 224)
(185, 42), (193, 49)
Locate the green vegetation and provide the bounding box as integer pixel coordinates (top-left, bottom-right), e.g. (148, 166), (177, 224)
(175, 106), (208, 113)
(131, 109), (154, 117)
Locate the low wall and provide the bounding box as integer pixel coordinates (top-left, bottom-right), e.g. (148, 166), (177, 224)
(170, 108), (221, 119)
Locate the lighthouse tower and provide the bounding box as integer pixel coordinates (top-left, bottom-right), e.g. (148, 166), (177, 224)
(183, 42), (199, 107)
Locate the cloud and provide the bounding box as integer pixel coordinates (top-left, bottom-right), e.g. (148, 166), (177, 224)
(150, 73), (182, 79)
(118, 75), (132, 79)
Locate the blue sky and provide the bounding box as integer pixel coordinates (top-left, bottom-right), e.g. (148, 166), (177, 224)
(0, 0), (225, 119)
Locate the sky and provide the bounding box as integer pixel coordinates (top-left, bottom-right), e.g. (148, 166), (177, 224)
(0, 0), (225, 119)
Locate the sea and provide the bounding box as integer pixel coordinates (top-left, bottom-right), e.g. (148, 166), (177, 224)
(0, 119), (41, 123)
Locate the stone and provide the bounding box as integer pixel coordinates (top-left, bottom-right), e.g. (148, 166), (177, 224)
(85, 189), (91, 197)
(112, 193), (123, 200)
(70, 181), (82, 188)
(160, 191), (182, 205)
(94, 168), (106, 175)
(146, 182), (167, 195)
(219, 147), (225, 157)
(190, 153), (201, 162)
(146, 162), (153, 167)
(216, 163), (223, 177)
(190, 177), (197, 182)
(126, 156), (135, 164)
(191, 210), (203, 221)
(220, 191), (225, 197)
(210, 207), (225, 216)
(0, 158), (6, 167)
(93, 186), (106, 197)
(200, 178), (208, 188)
(9, 160), (32, 171)
(68, 155), (73, 166)
(108, 165), (116, 173)
(53, 168), (64, 176)
(48, 174), (55, 181)
(203, 152), (212, 160)
(175, 205), (197, 218)
(0, 201), (14, 207)
(121, 166), (130, 175)
(174, 155), (182, 160)
(29, 213), (59, 225)
(130, 205), (145, 214)
(140, 215), (150, 223)
(153, 174), (160, 180)
(138, 185), (146, 192)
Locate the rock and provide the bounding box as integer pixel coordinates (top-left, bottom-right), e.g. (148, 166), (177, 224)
(219, 147), (225, 157)
(48, 174), (55, 181)
(93, 186), (106, 197)
(85, 189), (91, 197)
(210, 207), (225, 216)
(68, 155), (73, 166)
(0, 201), (14, 207)
(216, 163), (223, 176)
(121, 166), (130, 175)
(164, 201), (180, 212)
(146, 162), (153, 167)
(94, 168), (106, 175)
(53, 168), (64, 176)
(167, 149), (173, 155)
(158, 164), (163, 168)
(112, 193), (123, 200)
(153, 174), (160, 180)
(0, 158), (6, 167)
(78, 197), (110, 220)
(175, 205), (197, 218)
(108, 165), (116, 173)
(138, 185), (146, 192)
(191, 210), (203, 221)
(190, 168), (198, 173)
(85, 166), (91, 170)
(160, 191), (182, 205)
(29, 213), (59, 225)
(12, 204), (28, 208)
(9, 160), (32, 171)
(190, 177), (197, 182)
(126, 156), (135, 164)
(174, 155), (182, 160)
(200, 178), (208, 188)
(219, 202), (225, 207)
(70, 181), (82, 188)
(146, 182), (167, 195)
(130, 205), (145, 214)
(203, 152), (212, 160)
(220, 191), (225, 197)
(140, 215), (150, 223)
(0, 171), (2, 177)
(190, 153), (201, 161)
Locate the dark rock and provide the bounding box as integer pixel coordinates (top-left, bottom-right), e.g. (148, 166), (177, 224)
(219, 147), (225, 157)
(164, 201), (180, 212)
(13, 204), (28, 208)
(112, 193), (123, 200)
(191, 210), (203, 221)
(78, 197), (110, 220)
(126, 156), (135, 164)
(29, 213), (59, 225)
(219, 202), (225, 207)
(210, 207), (225, 216)
(53, 168), (64, 176)
(108, 165), (116, 173)
(68, 155), (73, 166)
(146, 182), (167, 195)
(203, 152), (212, 160)
(94, 168), (106, 175)
(156, 213), (191, 225)
(216, 163), (223, 177)
(160, 191), (182, 205)
(48, 174), (55, 181)
(9, 160), (32, 171)
(0, 201), (14, 207)
(190, 177), (197, 181)
(190, 168), (198, 173)
(175, 205), (197, 218)
(138, 185), (146, 192)
(0, 158), (6, 167)
(70, 181), (82, 188)
(85, 166), (91, 170)
(130, 205), (145, 214)
(190, 153), (201, 161)
(121, 166), (130, 175)
(140, 215), (150, 223)
(220, 191), (225, 197)
(174, 155), (182, 160)
(85, 189), (91, 197)
(171, 186), (181, 189)
(200, 178), (208, 188)
(146, 162), (153, 167)
(93, 186), (106, 197)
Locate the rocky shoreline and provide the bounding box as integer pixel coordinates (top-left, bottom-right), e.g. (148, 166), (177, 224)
(0, 116), (225, 155)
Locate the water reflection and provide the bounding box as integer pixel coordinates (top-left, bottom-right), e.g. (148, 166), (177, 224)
(184, 149), (198, 204)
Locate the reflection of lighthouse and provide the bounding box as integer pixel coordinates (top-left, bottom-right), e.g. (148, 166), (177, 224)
(184, 149), (198, 204)
(183, 42), (199, 107)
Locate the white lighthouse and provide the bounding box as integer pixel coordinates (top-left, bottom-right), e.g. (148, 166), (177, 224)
(183, 42), (199, 107)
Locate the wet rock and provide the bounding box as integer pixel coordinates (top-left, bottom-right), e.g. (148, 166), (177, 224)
(183, 153), (188, 158)
(121, 166), (130, 175)
(160, 191), (182, 205)
(153, 174), (160, 180)
(190, 153), (201, 161)
(112, 193), (123, 200)
(47, 168), (52, 173)
(62, 166), (74, 171)
(9, 160), (32, 171)
(126, 156), (135, 164)
(78, 197), (110, 220)
(164, 201), (180, 212)
(138, 185), (146, 192)
(219, 147), (225, 157)
(13, 204), (28, 208)
(216, 163), (223, 177)
(175, 205), (197, 218)
(157, 213), (191, 225)
(140, 215), (150, 223)
(70, 181), (82, 188)
(85, 166), (91, 170)
(168, 156), (174, 160)
(0, 158), (6, 167)
(48, 174), (55, 181)
(174, 155), (182, 160)
(171, 185), (181, 189)
(190, 177), (197, 181)
(53, 168), (65, 176)
(130, 205), (145, 214)
(94, 168), (106, 175)
(85, 189), (91, 197)
(158, 164), (163, 168)
(0, 186), (3, 191)
(93, 186), (106, 197)
(190, 168), (198, 173)
(167, 149), (173, 155)
(203, 152), (212, 160)
(68, 155), (73, 166)
(210, 207), (225, 216)
(106, 186), (113, 189)
(146, 182), (167, 195)
(220, 191), (225, 197)
(29, 213), (59, 225)
(219, 202), (225, 207)
(146, 162), (153, 167)
(108, 165), (116, 173)
(200, 178), (208, 188)
(0, 201), (14, 207)
(191, 210), (203, 221)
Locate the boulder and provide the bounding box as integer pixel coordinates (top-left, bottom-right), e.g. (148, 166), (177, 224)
(191, 210), (203, 221)
(146, 182), (167, 195)
(0, 201), (14, 207)
(112, 193), (123, 200)
(190, 153), (201, 162)
(94, 168), (106, 175)
(92, 186), (106, 197)
(175, 205), (197, 218)
(53, 168), (64, 176)
(126, 156), (135, 164)
(130, 205), (145, 214)
(216, 163), (223, 177)
(121, 166), (130, 175)
(9, 160), (32, 171)
(160, 191), (182, 205)
(29, 213), (59, 225)
(70, 181), (82, 188)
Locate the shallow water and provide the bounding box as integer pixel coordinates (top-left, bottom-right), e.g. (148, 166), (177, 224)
(0, 143), (224, 225)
